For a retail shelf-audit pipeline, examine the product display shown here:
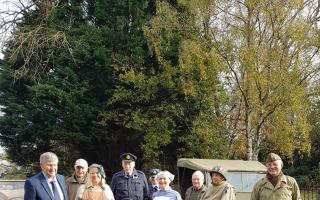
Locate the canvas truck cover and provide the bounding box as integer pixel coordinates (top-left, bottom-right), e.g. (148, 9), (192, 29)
(177, 158), (266, 172)
(177, 158), (267, 200)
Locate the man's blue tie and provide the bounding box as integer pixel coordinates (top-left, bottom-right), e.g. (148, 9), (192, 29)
(50, 181), (61, 200)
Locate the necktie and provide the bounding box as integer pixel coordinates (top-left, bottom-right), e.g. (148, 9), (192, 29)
(154, 186), (158, 192)
(50, 181), (61, 200)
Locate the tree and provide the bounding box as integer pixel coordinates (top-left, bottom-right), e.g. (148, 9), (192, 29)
(1, 0), (319, 175)
(102, 1), (228, 170)
(0, 0), (158, 173)
(191, 0), (319, 160)
(144, 0), (320, 161)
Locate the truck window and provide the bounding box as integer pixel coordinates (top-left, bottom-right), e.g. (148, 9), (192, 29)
(207, 172), (265, 193)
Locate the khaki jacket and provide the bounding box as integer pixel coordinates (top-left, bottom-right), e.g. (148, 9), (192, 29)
(185, 185), (207, 200)
(250, 173), (301, 200)
(66, 173), (87, 200)
(202, 181), (236, 200)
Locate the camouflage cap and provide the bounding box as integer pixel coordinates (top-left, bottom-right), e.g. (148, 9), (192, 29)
(266, 153), (282, 163)
(209, 166), (227, 180)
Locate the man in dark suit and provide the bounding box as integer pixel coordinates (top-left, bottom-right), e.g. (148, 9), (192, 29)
(24, 152), (68, 200)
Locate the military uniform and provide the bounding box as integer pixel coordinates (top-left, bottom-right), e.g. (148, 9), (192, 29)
(202, 166), (236, 200)
(111, 153), (149, 200)
(202, 182), (235, 200)
(185, 184), (207, 200)
(148, 184), (158, 199)
(111, 169), (149, 200)
(67, 158), (88, 200)
(250, 173), (301, 200)
(66, 173), (87, 200)
(148, 169), (160, 200)
(250, 153), (302, 200)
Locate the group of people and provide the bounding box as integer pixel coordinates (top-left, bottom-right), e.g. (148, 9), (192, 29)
(23, 152), (301, 200)
(183, 153), (301, 200)
(183, 166), (236, 200)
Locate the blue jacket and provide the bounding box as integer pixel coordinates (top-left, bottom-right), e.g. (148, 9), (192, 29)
(111, 169), (149, 200)
(24, 172), (68, 200)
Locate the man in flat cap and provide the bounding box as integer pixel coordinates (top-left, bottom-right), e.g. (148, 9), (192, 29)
(111, 153), (149, 200)
(202, 166), (235, 200)
(148, 169), (160, 199)
(250, 153), (302, 200)
(66, 158), (88, 200)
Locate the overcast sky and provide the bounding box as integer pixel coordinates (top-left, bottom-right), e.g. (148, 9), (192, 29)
(0, 0), (15, 58)
(0, 0), (29, 59)
(0, 0), (22, 152)
(0, 0), (12, 151)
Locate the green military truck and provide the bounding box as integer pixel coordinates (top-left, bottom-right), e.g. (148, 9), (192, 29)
(177, 158), (266, 200)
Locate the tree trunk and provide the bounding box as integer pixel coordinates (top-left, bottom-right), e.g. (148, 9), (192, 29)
(246, 110), (253, 160)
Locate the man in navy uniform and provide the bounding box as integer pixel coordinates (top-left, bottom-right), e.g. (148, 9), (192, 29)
(148, 169), (160, 199)
(111, 153), (149, 200)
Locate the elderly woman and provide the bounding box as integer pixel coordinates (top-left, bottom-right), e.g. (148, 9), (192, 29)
(76, 164), (114, 200)
(152, 171), (182, 200)
(185, 171), (207, 200)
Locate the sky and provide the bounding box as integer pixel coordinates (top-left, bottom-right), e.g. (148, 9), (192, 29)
(0, 0), (22, 152)
(0, 0), (28, 59)
(0, 0), (16, 113)
(0, 0), (13, 58)
(0, 146), (4, 154)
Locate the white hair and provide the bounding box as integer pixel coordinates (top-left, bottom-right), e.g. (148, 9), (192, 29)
(192, 171), (204, 181)
(156, 171), (175, 182)
(40, 152), (58, 164)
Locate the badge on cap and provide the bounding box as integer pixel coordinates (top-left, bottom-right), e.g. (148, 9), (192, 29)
(120, 153), (137, 161)
(266, 153), (282, 163)
(148, 169), (160, 177)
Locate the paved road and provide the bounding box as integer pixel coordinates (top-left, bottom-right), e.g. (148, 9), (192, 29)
(0, 180), (24, 200)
